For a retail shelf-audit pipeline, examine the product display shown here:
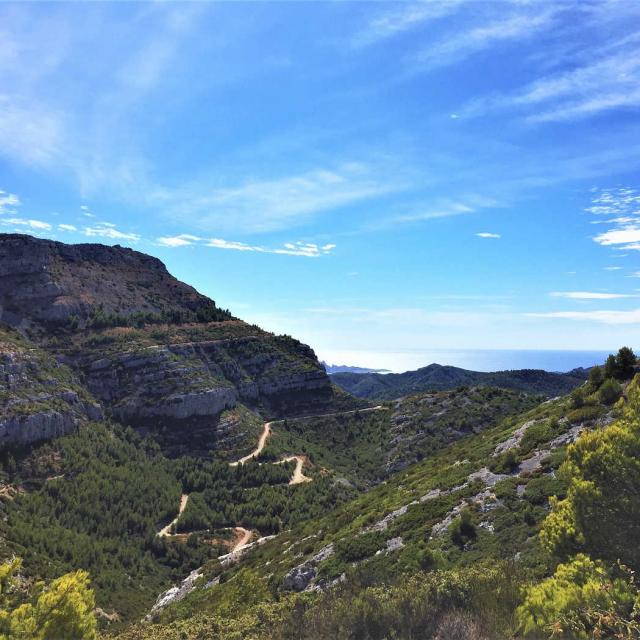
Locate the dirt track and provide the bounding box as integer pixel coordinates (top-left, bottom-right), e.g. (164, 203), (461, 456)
(158, 494), (189, 537)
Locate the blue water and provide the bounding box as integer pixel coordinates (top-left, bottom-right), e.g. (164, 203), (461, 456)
(392, 349), (612, 374)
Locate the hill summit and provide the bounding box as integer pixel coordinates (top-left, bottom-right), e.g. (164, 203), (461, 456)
(0, 234), (230, 335)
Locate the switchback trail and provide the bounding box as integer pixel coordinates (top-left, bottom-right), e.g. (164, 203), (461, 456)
(160, 406), (385, 538)
(230, 405), (386, 483)
(158, 494), (189, 537)
(276, 455), (311, 484)
(229, 422), (273, 467)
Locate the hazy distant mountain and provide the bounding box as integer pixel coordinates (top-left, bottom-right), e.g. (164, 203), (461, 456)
(322, 361), (391, 374)
(332, 362), (590, 400)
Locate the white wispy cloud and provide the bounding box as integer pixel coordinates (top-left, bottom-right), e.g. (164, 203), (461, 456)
(412, 8), (558, 72)
(167, 162), (404, 233)
(587, 187), (640, 252)
(476, 232), (500, 239)
(392, 201), (474, 225)
(527, 309), (640, 324)
(0, 98), (64, 168)
(156, 234), (202, 247)
(353, 1), (462, 48)
(58, 223), (77, 232)
(155, 234), (336, 257)
(83, 224), (140, 242)
(0, 189), (20, 214)
(207, 238), (336, 258)
(550, 291), (638, 300)
(604, 266), (623, 271)
(1, 217), (52, 231)
(462, 36), (640, 122)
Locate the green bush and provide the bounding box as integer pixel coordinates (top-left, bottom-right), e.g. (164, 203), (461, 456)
(565, 405), (603, 424)
(490, 448), (520, 474)
(517, 554), (638, 639)
(598, 377), (622, 405)
(450, 509), (477, 548)
(335, 531), (385, 563)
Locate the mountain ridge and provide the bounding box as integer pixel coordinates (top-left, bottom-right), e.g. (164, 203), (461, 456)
(332, 362), (589, 400)
(0, 234), (358, 451)
(0, 233), (231, 336)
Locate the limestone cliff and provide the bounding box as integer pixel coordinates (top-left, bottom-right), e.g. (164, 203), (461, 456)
(0, 328), (102, 446)
(0, 234), (230, 335)
(0, 233), (346, 450)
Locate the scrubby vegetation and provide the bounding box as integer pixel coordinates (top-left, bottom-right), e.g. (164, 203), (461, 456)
(0, 421), (355, 623)
(2, 334), (639, 638)
(261, 387), (540, 486)
(82, 301), (233, 331)
(0, 557), (97, 639)
(0, 424), (213, 622)
(121, 354), (639, 640)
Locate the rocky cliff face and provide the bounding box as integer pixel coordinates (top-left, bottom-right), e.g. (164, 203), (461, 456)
(0, 233), (341, 451)
(74, 335), (331, 421)
(0, 328), (102, 447)
(0, 234), (229, 334)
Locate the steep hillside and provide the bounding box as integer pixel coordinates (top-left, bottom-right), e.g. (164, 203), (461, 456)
(0, 234), (231, 335)
(0, 326), (102, 447)
(259, 386), (541, 485)
(332, 362), (588, 400)
(115, 372), (625, 640)
(0, 234), (359, 452)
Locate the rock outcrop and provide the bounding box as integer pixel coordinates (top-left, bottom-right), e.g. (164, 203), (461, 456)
(0, 234), (230, 334)
(0, 233), (342, 451)
(0, 328), (102, 446)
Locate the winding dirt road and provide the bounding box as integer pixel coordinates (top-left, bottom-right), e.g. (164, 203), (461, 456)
(229, 405), (386, 483)
(276, 456), (311, 484)
(229, 422), (273, 467)
(158, 494), (189, 537)
(159, 406), (386, 538)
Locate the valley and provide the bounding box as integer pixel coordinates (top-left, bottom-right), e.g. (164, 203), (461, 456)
(1, 234), (638, 640)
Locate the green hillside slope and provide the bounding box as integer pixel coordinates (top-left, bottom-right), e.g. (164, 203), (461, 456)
(115, 369), (633, 640)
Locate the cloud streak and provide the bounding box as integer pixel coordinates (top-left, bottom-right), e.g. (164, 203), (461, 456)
(550, 291), (638, 300)
(412, 7), (558, 72)
(527, 309), (640, 324)
(462, 33), (640, 123)
(163, 162), (405, 234)
(157, 234), (337, 258)
(587, 187), (640, 252)
(353, 1), (462, 48)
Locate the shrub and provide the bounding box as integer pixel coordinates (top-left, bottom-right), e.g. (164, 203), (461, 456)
(587, 365), (604, 391)
(541, 376), (640, 571)
(450, 509), (477, 548)
(570, 386), (585, 409)
(517, 554), (637, 639)
(615, 346), (636, 380)
(565, 405), (602, 424)
(335, 531), (385, 563)
(0, 558), (97, 640)
(598, 377), (622, 405)
(490, 449), (520, 474)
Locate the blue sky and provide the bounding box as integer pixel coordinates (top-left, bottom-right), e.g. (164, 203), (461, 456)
(2, 1), (640, 371)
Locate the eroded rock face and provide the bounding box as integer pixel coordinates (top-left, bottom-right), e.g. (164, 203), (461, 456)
(0, 234), (340, 451)
(73, 335), (333, 430)
(0, 234), (225, 333)
(281, 544), (335, 592)
(283, 563), (317, 592)
(0, 334), (103, 447)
